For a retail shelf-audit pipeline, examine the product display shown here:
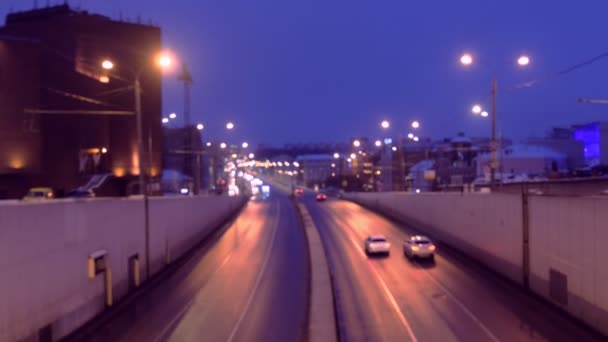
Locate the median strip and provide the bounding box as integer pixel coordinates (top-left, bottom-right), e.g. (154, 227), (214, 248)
(293, 200), (338, 342)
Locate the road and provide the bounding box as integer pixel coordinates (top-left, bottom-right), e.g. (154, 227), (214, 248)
(83, 190), (309, 342)
(302, 194), (602, 342)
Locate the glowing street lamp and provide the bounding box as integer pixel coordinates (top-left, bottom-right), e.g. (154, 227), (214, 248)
(162, 118), (169, 124)
(381, 120), (390, 129)
(242, 142), (249, 149)
(196, 123), (204, 130)
(101, 60), (114, 70)
(248, 153), (255, 159)
(413, 136), (420, 142)
(220, 142), (227, 149)
(353, 140), (361, 147)
(158, 54), (172, 68)
(350, 153), (356, 159)
(460, 53), (473, 66)
(407, 133), (414, 139)
(169, 113), (177, 119)
(472, 105), (482, 114)
(517, 55), (530, 66)
(333, 153), (340, 159)
(375, 140), (382, 147)
(226, 122), (235, 130)
(481, 111), (489, 117)
(458, 52), (531, 184)
(411, 120), (420, 129)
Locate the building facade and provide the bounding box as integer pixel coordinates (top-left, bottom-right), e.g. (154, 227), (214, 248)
(0, 5), (163, 198)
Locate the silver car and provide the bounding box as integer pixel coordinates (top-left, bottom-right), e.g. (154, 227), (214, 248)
(365, 235), (391, 256)
(403, 235), (436, 260)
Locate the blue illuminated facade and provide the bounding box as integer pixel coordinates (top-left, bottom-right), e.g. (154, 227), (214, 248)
(574, 122), (601, 164)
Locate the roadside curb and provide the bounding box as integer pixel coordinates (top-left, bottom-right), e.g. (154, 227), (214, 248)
(293, 200), (338, 342)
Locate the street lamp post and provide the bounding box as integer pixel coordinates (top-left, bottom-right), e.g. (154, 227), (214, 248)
(103, 52), (173, 280)
(461, 53), (529, 185)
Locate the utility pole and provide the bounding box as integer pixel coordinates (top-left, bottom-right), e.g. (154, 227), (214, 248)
(490, 76), (498, 185)
(178, 63), (197, 193)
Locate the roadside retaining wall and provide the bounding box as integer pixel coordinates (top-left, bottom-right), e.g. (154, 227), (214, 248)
(345, 192), (608, 336)
(0, 195), (245, 341)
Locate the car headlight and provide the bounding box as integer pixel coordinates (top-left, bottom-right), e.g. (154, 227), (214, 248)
(429, 245), (436, 252)
(411, 246), (419, 251)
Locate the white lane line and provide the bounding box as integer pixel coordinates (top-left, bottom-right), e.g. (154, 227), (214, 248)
(342, 229), (419, 342)
(154, 252), (234, 342)
(153, 206), (263, 342)
(226, 201), (281, 342)
(413, 261), (501, 342)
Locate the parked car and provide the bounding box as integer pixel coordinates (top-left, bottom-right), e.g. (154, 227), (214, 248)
(365, 235), (390, 256)
(295, 188), (304, 195)
(316, 193), (328, 202)
(66, 189), (95, 198)
(403, 235), (436, 260)
(23, 187), (54, 201)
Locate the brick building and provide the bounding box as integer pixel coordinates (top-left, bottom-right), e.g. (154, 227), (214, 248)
(0, 5), (163, 198)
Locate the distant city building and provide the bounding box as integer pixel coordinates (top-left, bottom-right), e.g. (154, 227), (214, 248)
(0, 5), (162, 198)
(527, 127), (585, 170)
(296, 154), (334, 188)
(476, 145), (567, 180)
(572, 122), (608, 165)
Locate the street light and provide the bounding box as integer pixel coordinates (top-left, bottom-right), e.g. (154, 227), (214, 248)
(226, 122), (234, 130)
(196, 123), (204, 130)
(413, 136), (420, 142)
(480, 111), (489, 117)
(102, 51), (175, 281)
(353, 140), (361, 147)
(333, 153), (340, 159)
(460, 53), (473, 65)
(249, 153), (255, 159)
(220, 142), (227, 149)
(242, 142), (249, 149)
(517, 55), (530, 66)
(407, 133), (414, 139)
(411, 120), (420, 129)
(101, 60), (114, 70)
(158, 54), (172, 68)
(169, 112), (177, 119)
(206, 142), (212, 147)
(472, 104), (482, 114)
(459, 52), (530, 184)
(350, 153), (356, 159)
(392, 146), (397, 151)
(162, 118), (169, 124)
(375, 140), (382, 147)
(381, 120), (390, 129)
(101, 147), (108, 154)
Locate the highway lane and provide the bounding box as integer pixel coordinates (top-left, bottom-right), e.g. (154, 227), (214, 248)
(83, 190), (309, 342)
(303, 195), (603, 342)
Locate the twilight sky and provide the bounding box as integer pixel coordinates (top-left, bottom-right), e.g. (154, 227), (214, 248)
(3, 0), (608, 147)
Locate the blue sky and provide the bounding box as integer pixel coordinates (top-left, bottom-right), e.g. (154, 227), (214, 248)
(3, 0), (608, 146)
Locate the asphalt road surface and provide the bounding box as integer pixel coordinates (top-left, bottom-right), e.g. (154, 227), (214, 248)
(84, 190), (309, 342)
(303, 194), (603, 342)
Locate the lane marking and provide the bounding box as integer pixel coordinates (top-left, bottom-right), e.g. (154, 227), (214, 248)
(153, 204), (268, 342)
(153, 252), (234, 342)
(326, 201), (500, 342)
(227, 201), (282, 342)
(329, 209), (418, 342)
(413, 261), (501, 342)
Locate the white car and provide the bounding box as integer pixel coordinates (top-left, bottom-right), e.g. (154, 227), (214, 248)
(365, 235), (391, 256)
(403, 235), (436, 260)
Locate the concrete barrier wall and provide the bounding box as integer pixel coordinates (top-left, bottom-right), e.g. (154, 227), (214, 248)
(345, 192), (608, 336)
(345, 192), (523, 283)
(528, 196), (608, 333)
(0, 195), (245, 341)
